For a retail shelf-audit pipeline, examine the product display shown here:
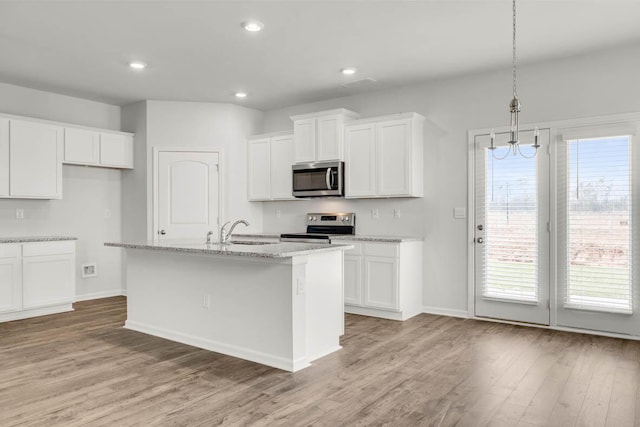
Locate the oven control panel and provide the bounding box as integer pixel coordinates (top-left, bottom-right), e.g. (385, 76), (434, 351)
(305, 212), (355, 226)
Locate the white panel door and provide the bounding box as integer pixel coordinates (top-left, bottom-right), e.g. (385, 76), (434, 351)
(22, 254), (74, 309)
(270, 134), (295, 200)
(0, 118), (9, 196)
(474, 130), (550, 325)
(377, 119), (412, 196)
(0, 247), (21, 313)
(9, 119), (63, 199)
(64, 127), (100, 165)
(294, 118), (316, 163)
(344, 255), (362, 306)
(157, 151), (220, 241)
(316, 116), (341, 161)
(345, 123), (376, 198)
(248, 138), (271, 201)
(364, 256), (399, 311)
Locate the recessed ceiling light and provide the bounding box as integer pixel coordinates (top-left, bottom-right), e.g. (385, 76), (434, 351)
(341, 67), (358, 76)
(241, 21), (264, 32)
(129, 61), (147, 70)
(235, 92), (248, 99)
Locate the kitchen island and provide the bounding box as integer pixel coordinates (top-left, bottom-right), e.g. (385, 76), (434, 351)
(105, 240), (352, 372)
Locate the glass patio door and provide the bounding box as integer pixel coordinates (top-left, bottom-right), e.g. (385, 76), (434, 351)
(556, 126), (640, 336)
(474, 129), (550, 324)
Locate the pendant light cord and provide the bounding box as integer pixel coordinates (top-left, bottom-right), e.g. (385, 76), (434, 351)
(512, 0), (518, 99)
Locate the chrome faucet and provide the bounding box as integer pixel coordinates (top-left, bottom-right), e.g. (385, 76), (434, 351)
(219, 219), (250, 245)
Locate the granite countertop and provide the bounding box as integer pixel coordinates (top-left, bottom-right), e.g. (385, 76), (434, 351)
(0, 236), (78, 244)
(105, 240), (353, 259)
(234, 233), (422, 243)
(330, 235), (423, 243)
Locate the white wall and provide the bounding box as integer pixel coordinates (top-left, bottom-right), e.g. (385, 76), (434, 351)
(120, 100), (265, 242)
(0, 82), (124, 299)
(261, 43), (640, 315)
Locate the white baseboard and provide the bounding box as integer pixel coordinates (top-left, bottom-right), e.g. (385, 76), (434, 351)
(75, 289), (126, 302)
(422, 306), (470, 319)
(124, 320), (305, 372)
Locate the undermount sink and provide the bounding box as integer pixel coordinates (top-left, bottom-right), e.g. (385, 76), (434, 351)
(229, 240), (275, 246)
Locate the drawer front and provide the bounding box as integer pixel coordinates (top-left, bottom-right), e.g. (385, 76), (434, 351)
(22, 241), (75, 257)
(364, 242), (399, 258)
(0, 244), (21, 259)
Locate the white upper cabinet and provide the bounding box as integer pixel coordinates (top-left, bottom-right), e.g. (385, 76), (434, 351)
(291, 109), (359, 163)
(0, 118), (9, 196)
(247, 131), (296, 201)
(9, 119), (63, 199)
(247, 136), (271, 201)
(345, 113), (424, 198)
(270, 134), (296, 200)
(64, 127), (100, 165)
(99, 132), (134, 169)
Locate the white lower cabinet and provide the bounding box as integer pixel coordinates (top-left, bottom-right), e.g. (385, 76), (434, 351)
(339, 240), (423, 321)
(0, 240), (76, 322)
(0, 245), (21, 313)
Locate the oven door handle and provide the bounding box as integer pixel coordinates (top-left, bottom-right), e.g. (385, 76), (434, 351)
(326, 168), (332, 190)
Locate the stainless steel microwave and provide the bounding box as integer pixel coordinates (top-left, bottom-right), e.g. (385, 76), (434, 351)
(292, 161), (344, 198)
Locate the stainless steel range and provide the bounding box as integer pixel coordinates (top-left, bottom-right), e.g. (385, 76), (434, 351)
(280, 212), (355, 243)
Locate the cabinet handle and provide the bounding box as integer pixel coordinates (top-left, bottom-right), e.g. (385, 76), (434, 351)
(476, 237), (483, 244)
(159, 229), (167, 235)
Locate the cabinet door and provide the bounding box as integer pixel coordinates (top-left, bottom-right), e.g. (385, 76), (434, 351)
(377, 119), (412, 196)
(293, 118), (316, 163)
(344, 255), (363, 306)
(0, 118), (9, 196)
(9, 120), (63, 199)
(270, 134), (295, 200)
(345, 123), (376, 198)
(364, 256), (399, 311)
(100, 133), (133, 168)
(0, 245), (21, 313)
(64, 127), (100, 165)
(317, 115), (342, 161)
(247, 138), (271, 201)
(22, 253), (75, 309)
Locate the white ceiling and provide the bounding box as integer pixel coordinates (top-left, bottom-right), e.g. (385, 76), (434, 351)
(1, 0), (639, 111)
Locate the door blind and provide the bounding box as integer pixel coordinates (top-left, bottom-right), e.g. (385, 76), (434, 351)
(481, 145), (539, 303)
(560, 135), (633, 314)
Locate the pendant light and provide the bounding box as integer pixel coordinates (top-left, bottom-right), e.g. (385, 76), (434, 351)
(489, 0), (540, 159)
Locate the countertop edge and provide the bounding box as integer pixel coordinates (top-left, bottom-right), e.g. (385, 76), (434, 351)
(0, 236), (78, 244)
(105, 242), (353, 259)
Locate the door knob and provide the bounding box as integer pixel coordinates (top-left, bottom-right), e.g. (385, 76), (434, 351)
(159, 229), (166, 235)
(476, 237), (483, 244)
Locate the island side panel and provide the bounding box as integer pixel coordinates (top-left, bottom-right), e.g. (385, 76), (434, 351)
(124, 250), (296, 371)
(302, 250), (343, 362)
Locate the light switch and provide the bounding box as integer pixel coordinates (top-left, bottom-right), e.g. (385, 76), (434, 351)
(453, 207), (466, 219)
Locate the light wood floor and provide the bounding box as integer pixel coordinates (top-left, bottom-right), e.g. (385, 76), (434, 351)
(2, 297), (640, 426)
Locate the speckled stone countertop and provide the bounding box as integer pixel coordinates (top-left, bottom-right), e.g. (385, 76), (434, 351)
(331, 235), (423, 243)
(0, 236), (78, 244)
(105, 240), (353, 259)
(233, 233), (422, 243)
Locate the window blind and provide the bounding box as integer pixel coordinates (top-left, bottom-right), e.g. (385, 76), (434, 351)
(481, 145), (539, 303)
(560, 135), (633, 314)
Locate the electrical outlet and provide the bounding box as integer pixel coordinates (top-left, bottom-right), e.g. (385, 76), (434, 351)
(104, 209), (112, 219)
(203, 294), (211, 309)
(81, 263), (97, 278)
(276, 209), (282, 218)
(296, 278), (305, 295)
(15, 209), (24, 219)
(393, 208), (401, 219)
(371, 208), (379, 219)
